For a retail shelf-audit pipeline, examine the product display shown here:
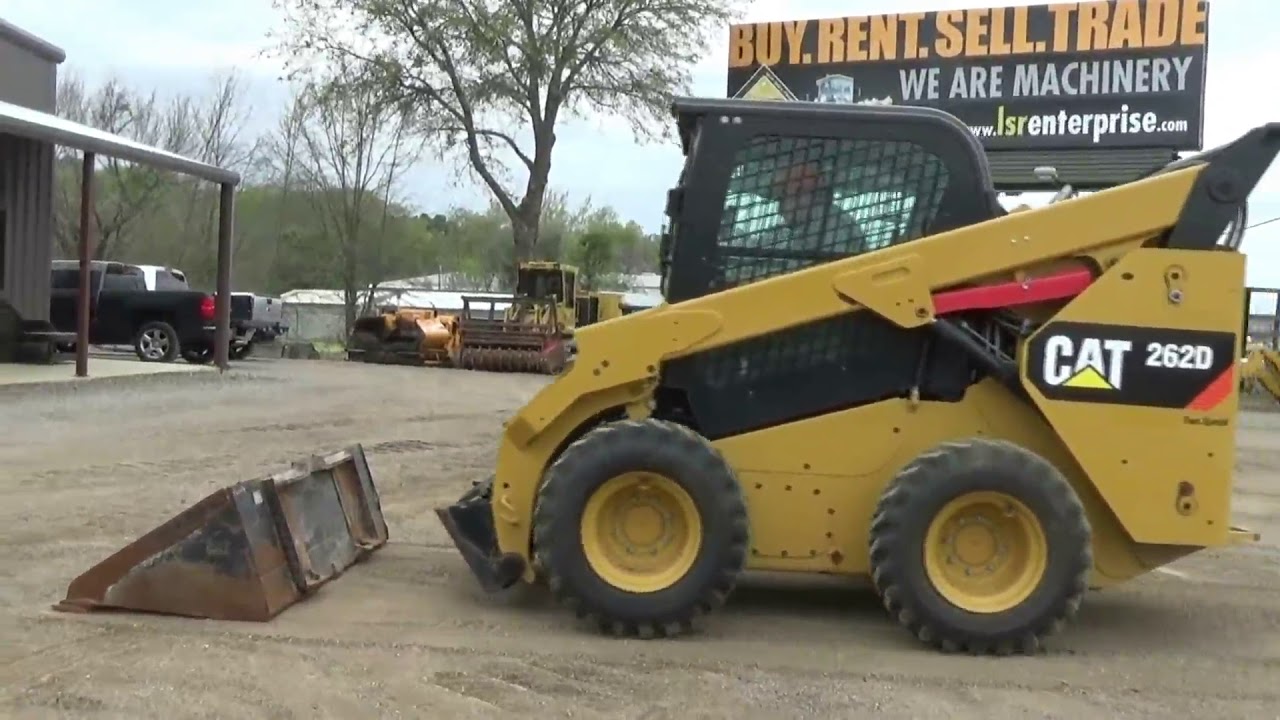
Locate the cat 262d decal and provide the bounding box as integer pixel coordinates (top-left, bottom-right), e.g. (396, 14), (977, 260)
(1026, 321), (1237, 410)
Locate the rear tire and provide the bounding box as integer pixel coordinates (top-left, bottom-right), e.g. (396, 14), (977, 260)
(230, 341), (253, 360)
(533, 419), (749, 638)
(134, 321), (180, 363)
(868, 438), (1091, 655)
(181, 345), (214, 364)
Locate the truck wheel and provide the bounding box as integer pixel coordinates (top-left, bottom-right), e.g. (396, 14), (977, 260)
(230, 341), (253, 360)
(533, 419), (749, 639)
(868, 438), (1092, 655)
(134, 321), (180, 363)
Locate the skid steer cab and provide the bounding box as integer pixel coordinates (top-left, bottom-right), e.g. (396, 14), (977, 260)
(436, 96), (1278, 655)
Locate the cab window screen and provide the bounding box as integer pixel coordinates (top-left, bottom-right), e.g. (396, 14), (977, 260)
(714, 135), (949, 290)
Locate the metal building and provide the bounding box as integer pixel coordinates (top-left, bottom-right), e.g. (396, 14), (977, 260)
(0, 19), (241, 372)
(0, 18), (60, 322)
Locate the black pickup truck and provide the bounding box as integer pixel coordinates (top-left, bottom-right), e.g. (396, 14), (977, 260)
(136, 265), (288, 360)
(49, 260), (218, 362)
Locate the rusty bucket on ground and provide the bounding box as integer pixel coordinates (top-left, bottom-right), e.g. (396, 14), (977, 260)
(53, 444), (389, 622)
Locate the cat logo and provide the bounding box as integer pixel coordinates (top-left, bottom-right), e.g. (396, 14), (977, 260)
(734, 65), (797, 102)
(1040, 335), (1132, 391)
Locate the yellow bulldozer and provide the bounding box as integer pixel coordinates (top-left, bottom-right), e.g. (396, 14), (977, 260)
(454, 260), (580, 373)
(435, 96), (1275, 654)
(345, 306), (460, 365)
(1240, 344), (1280, 398)
(1239, 286), (1280, 401)
(575, 290), (627, 325)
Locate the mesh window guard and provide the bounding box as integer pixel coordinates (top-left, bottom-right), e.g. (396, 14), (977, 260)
(714, 135), (950, 291)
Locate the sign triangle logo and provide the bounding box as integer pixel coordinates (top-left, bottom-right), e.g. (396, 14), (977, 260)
(734, 65), (797, 102)
(1063, 365), (1114, 390)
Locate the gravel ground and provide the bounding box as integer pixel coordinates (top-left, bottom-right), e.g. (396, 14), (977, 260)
(1, 358), (1278, 719)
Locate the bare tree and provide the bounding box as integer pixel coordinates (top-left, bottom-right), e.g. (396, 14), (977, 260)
(52, 72), (180, 259)
(291, 80), (421, 331)
(358, 120), (413, 318)
(264, 91), (311, 275)
(173, 71), (265, 271)
(269, 0), (741, 267)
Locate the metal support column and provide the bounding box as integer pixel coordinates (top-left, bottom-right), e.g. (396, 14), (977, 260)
(75, 151), (95, 378)
(213, 182), (234, 371)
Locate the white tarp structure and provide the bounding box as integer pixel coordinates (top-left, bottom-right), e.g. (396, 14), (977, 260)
(279, 288), (513, 342)
(279, 273), (665, 343)
(280, 288), (512, 310)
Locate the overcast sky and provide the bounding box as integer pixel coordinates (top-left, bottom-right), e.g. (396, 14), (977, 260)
(3, 0), (1279, 289)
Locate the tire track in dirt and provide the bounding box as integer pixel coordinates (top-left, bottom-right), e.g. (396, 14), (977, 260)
(378, 541), (1280, 600)
(5, 361), (1279, 719)
(12, 614), (1279, 706)
(219, 410), (505, 436)
(1232, 486), (1280, 500)
(8, 434), (487, 492)
(224, 546), (1280, 681)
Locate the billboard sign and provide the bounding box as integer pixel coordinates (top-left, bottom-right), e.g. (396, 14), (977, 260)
(726, 1), (1210, 151)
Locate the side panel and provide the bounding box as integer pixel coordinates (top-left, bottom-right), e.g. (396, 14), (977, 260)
(0, 36), (57, 113)
(1021, 248), (1244, 546)
(94, 290), (137, 344)
(707, 379), (1159, 587)
(0, 134), (55, 322)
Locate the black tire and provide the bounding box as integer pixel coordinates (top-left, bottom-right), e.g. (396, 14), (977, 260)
(868, 438), (1091, 655)
(533, 418), (749, 638)
(231, 341), (253, 360)
(133, 321), (180, 363)
(181, 345), (214, 364)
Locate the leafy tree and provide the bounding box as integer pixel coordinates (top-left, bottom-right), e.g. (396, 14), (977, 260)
(292, 81), (422, 329)
(269, 0), (741, 270)
(50, 68), (664, 301)
(570, 230), (616, 290)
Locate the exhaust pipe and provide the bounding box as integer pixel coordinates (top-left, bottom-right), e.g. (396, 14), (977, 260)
(53, 445), (388, 622)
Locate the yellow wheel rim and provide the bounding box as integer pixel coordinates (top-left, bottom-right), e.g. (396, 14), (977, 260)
(580, 472), (703, 594)
(923, 491), (1048, 614)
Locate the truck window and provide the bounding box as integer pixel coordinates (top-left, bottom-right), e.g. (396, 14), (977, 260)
(103, 265), (146, 291)
(155, 270), (189, 290)
(52, 265), (106, 293)
(51, 268), (80, 290)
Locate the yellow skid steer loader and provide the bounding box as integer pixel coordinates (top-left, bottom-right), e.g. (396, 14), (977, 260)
(435, 96), (1274, 654)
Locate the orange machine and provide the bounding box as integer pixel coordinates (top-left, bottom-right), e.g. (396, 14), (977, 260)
(346, 305), (461, 366)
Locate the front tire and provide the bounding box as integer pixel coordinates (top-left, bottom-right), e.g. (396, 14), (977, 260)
(868, 438), (1091, 655)
(134, 321), (180, 363)
(533, 419), (749, 638)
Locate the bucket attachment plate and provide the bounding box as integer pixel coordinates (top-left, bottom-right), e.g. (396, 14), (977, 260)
(54, 444), (388, 622)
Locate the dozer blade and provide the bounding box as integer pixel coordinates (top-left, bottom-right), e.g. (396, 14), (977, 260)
(458, 345), (566, 374)
(457, 321), (568, 374)
(53, 445), (388, 622)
